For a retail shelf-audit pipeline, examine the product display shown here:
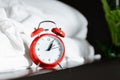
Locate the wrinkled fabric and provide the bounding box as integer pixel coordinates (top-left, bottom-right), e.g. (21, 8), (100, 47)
(0, 0), (101, 72)
(0, 8), (32, 72)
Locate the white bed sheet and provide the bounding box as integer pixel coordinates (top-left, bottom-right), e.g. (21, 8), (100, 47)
(0, 0), (101, 72)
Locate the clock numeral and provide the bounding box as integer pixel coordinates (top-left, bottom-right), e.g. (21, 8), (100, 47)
(48, 59), (51, 61)
(54, 59), (57, 61)
(38, 48), (40, 51)
(42, 38), (44, 40)
(58, 42), (60, 45)
(58, 54), (61, 57)
(57, 54), (61, 59)
(59, 48), (62, 51)
(47, 38), (50, 41)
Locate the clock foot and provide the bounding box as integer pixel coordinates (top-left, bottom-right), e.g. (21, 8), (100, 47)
(58, 63), (63, 69)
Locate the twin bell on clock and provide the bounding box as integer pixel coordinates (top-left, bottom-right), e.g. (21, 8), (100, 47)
(30, 20), (65, 69)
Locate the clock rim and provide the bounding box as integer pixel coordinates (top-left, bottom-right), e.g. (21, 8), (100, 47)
(30, 33), (65, 69)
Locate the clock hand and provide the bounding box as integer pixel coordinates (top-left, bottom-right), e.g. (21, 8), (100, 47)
(46, 39), (54, 51)
(51, 47), (59, 50)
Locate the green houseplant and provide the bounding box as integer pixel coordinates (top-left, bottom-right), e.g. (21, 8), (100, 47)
(100, 0), (120, 58)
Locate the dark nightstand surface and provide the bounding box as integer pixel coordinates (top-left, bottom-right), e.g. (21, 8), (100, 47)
(0, 59), (119, 80)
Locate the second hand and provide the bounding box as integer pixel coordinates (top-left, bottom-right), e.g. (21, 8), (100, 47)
(51, 47), (59, 50)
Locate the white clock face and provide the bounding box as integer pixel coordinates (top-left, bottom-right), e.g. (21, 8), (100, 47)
(35, 35), (64, 64)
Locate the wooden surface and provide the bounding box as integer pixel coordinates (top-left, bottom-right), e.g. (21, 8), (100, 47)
(12, 59), (120, 80)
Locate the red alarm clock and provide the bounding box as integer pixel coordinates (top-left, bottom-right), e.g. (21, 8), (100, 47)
(30, 21), (65, 69)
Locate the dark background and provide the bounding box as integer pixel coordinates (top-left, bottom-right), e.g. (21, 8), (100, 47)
(61, 0), (113, 58)
(61, 0), (111, 45)
(15, 0), (120, 80)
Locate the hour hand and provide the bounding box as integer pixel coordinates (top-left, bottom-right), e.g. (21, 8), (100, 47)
(46, 40), (54, 51)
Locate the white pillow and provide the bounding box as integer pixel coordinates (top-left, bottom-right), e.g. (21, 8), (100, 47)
(0, 0), (101, 71)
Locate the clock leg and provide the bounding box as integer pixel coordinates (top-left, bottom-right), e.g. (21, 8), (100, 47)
(36, 62), (41, 71)
(58, 63), (63, 69)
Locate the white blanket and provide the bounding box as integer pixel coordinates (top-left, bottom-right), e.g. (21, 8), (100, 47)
(0, 0), (101, 72)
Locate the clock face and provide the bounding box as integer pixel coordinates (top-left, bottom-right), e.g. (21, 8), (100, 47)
(35, 34), (64, 64)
